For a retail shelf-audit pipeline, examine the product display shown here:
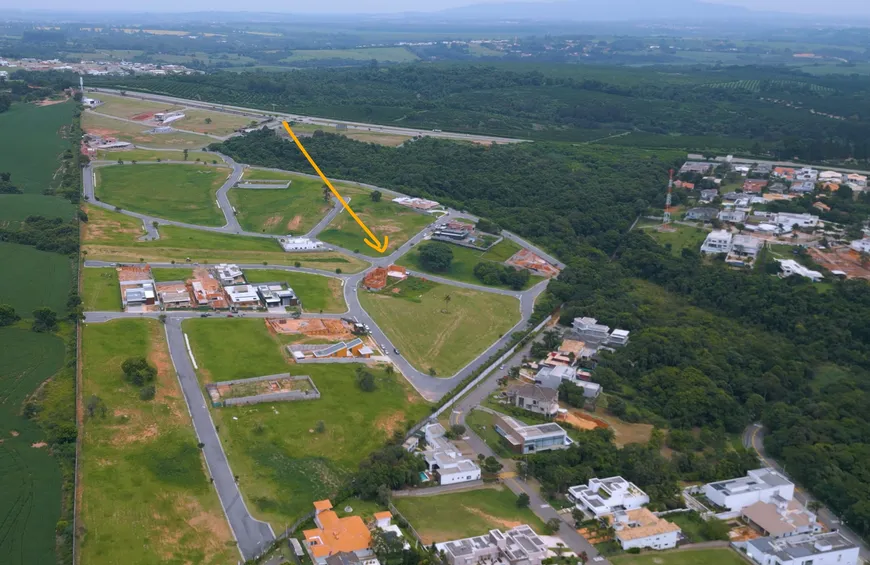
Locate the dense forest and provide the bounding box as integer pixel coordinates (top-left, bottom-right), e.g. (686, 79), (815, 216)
(99, 63), (870, 159)
(213, 127), (870, 539)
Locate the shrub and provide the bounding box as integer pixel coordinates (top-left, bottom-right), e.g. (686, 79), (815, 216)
(139, 385), (156, 401)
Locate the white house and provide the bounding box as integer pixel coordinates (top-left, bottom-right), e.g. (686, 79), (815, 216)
(745, 532), (859, 565)
(851, 239), (870, 253)
(374, 512), (410, 551)
(436, 525), (547, 565)
(704, 468), (794, 512)
(571, 316), (630, 347)
(508, 384), (559, 417)
(819, 171), (843, 183)
(700, 230), (733, 254)
(215, 263), (244, 285)
(224, 285), (262, 308)
(741, 498), (821, 538)
(568, 476), (649, 518)
(718, 209), (747, 223)
(611, 508), (680, 551)
(279, 237), (323, 251)
(420, 423), (481, 485)
(774, 213), (820, 231)
(777, 259), (823, 282)
(846, 173), (868, 188)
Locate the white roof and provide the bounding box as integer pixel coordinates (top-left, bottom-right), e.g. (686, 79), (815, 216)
(225, 285), (260, 302)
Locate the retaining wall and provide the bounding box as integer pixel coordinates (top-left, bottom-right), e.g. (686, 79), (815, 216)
(206, 373), (320, 407)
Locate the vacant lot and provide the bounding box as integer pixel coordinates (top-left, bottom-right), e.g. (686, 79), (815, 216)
(0, 327), (66, 565)
(96, 163), (228, 226)
(80, 319), (237, 565)
(82, 111), (212, 148)
(319, 197), (433, 256)
(95, 148), (211, 162)
(280, 47), (418, 63)
(184, 318), (430, 526)
(229, 170), (339, 235)
(81, 268), (121, 311)
(150, 267), (194, 282)
(91, 93), (184, 120)
(643, 224), (709, 256)
(358, 278), (520, 376)
(0, 101), (75, 195)
(243, 269), (345, 313)
(610, 548), (747, 565)
(394, 487), (545, 544)
(177, 109), (253, 136)
(288, 123), (411, 147)
(0, 242), (71, 316)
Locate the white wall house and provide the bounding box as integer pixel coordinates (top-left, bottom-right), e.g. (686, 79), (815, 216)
(746, 532), (859, 565)
(279, 237), (323, 251)
(704, 468), (794, 512)
(611, 509), (680, 551)
(420, 423), (481, 485)
(701, 230), (733, 254)
(850, 239), (870, 254)
(436, 525), (547, 565)
(777, 259), (823, 282)
(774, 213), (820, 231)
(568, 476), (649, 518)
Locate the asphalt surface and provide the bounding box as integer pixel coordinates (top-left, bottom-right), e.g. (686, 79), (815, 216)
(743, 424), (869, 561)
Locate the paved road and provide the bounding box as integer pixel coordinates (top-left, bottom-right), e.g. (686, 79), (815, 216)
(162, 318), (275, 560)
(744, 424), (869, 561)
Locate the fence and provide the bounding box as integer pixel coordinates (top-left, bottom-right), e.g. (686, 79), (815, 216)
(205, 373), (320, 407)
(388, 502), (426, 548)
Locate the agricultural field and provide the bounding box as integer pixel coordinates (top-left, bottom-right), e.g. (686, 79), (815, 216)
(95, 163), (229, 226)
(610, 548), (747, 565)
(229, 170), (341, 235)
(89, 93), (184, 120)
(318, 196), (433, 256)
(81, 268), (121, 311)
(183, 318), (430, 527)
(0, 242), (72, 315)
(243, 269), (346, 313)
(358, 278), (520, 376)
(95, 148), (211, 162)
(82, 111), (213, 148)
(0, 194), (75, 227)
(706, 79), (835, 94)
(80, 319), (237, 565)
(0, 327), (67, 565)
(81, 206), (367, 272)
(393, 487), (545, 544)
(280, 47), (418, 63)
(0, 100), (75, 194)
(398, 239), (543, 291)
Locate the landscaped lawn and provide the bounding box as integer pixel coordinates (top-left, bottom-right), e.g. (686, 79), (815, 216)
(81, 206), (367, 272)
(398, 239), (542, 291)
(80, 319), (237, 565)
(95, 163), (229, 226)
(319, 197), (433, 256)
(183, 318), (430, 527)
(465, 409), (514, 458)
(229, 172), (338, 235)
(82, 111), (213, 148)
(394, 487), (545, 544)
(81, 268), (121, 311)
(243, 269), (346, 313)
(610, 548), (748, 565)
(358, 277), (520, 376)
(643, 224), (709, 256)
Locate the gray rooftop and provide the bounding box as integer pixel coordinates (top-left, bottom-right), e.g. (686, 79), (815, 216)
(749, 532), (855, 560)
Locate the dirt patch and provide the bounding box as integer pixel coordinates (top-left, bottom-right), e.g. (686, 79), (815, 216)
(373, 222), (403, 235)
(261, 214), (283, 230)
(110, 423), (159, 446)
(84, 126), (122, 137)
(9, 430), (19, 437)
(464, 506), (522, 530)
(35, 98), (69, 106)
(82, 206), (143, 243)
(131, 111), (155, 121)
(557, 409), (606, 431)
(286, 215), (303, 231)
(31, 442), (48, 448)
(593, 407), (653, 446)
(375, 411), (405, 436)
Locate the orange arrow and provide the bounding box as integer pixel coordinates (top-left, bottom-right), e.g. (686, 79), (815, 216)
(281, 121), (389, 254)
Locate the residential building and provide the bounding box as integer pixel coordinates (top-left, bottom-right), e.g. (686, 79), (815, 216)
(393, 196), (440, 210)
(753, 163), (773, 175)
(224, 285), (262, 308)
(774, 213), (819, 231)
(279, 237), (323, 251)
(491, 413), (571, 454)
(610, 508), (681, 551)
(718, 209), (747, 223)
(795, 168), (818, 182)
(699, 188), (719, 203)
(117, 265), (156, 309)
(813, 201), (831, 212)
(679, 161), (716, 175)
(819, 171), (843, 183)
(846, 173), (868, 188)
(723, 191), (742, 201)
(773, 167), (796, 181)
(704, 468), (794, 512)
(156, 282), (191, 309)
(743, 179), (768, 193)
(214, 263), (244, 285)
(741, 498), (821, 538)
(568, 476), (650, 518)
(420, 422), (481, 485)
(325, 553), (378, 565)
(435, 525), (548, 565)
(290, 338), (373, 361)
(700, 230), (733, 254)
(790, 181), (816, 194)
(303, 500), (372, 565)
(373, 512), (409, 550)
(767, 182), (788, 194)
(363, 268), (388, 291)
(728, 234), (763, 265)
(189, 275), (228, 309)
(685, 207), (718, 222)
(257, 284), (298, 307)
(387, 265), (408, 280)
(734, 164), (751, 175)
(745, 532), (859, 565)
(508, 384), (559, 417)
(571, 317), (629, 347)
(850, 239), (870, 253)
(777, 259), (823, 282)
(823, 182), (840, 192)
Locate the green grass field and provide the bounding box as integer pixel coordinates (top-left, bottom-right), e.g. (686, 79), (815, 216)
(398, 239), (542, 290)
(90, 93), (184, 120)
(177, 109), (253, 136)
(80, 319), (237, 565)
(81, 268), (122, 311)
(95, 148), (211, 162)
(610, 548), (747, 565)
(150, 267), (193, 282)
(358, 277), (520, 376)
(319, 197), (433, 256)
(394, 487), (545, 544)
(280, 47), (418, 63)
(466, 409), (514, 458)
(229, 171), (339, 235)
(642, 224), (709, 256)
(82, 206), (367, 272)
(0, 194), (76, 227)
(243, 269), (346, 313)
(0, 327), (67, 565)
(0, 101), (75, 194)
(82, 111), (212, 149)
(95, 163), (228, 226)
(183, 318), (430, 527)
(0, 242), (72, 317)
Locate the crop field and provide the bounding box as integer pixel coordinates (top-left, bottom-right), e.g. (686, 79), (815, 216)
(358, 278), (520, 376)
(176, 109), (254, 136)
(81, 268), (121, 311)
(706, 79), (835, 94)
(95, 148), (211, 162)
(81, 206), (367, 271)
(0, 101), (75, 194)
(80, 319), (237, 565)
(0, 194), (75, 227)
(82, 111), (212, 148)
(229, 171), (340, 235)
(184, 318), (430, 527)
(243, 269), (346, 313)
(610, 548), (747, 565)
(319, 197), (433, 256)
(280, 47), (418, 63)
(0, 242), (71, 316)
(95, 163), (228, 226)
(0, 327), (67, 565)
(90, 93), (184, 120)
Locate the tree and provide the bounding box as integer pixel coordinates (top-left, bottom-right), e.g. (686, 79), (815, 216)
(542, 329), (561, 350)
(183, 149), (189, 161)
(516, 493), (530, 508)
(372, 527), (405, 562)
(418, 242), (453, 272)
(545, 518), (561, 533)
(482, 456), (503, 474)
(85, 395), (107, 419)
(371, 190), (382, 202)
(32, 308), (58, 333)
(322, 184), (331, 202)
(121, 357), (157, 387)
(315, 420), (326, 433)
(139, 385), (156, 401)
(508, 366), (520, 379)
(443, 294), (452, 313)
(205, 117), (212, 124)
(0, 304), (20, 326)
(356, 367), (376, 392)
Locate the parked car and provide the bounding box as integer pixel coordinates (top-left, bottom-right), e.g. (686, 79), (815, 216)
(200, 313), (210, 318)
(393, 348), (400, 354)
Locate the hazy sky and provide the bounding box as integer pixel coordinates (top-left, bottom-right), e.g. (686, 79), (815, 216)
(4, 0), (870, 15)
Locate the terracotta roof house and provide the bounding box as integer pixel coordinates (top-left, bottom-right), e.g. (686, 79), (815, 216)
(363, 268), (388, 291)
(304, 500), (373, 565)
(743, 179), (768, 193)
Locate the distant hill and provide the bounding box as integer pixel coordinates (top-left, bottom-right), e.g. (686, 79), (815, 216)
(436, 0), (754, 21)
